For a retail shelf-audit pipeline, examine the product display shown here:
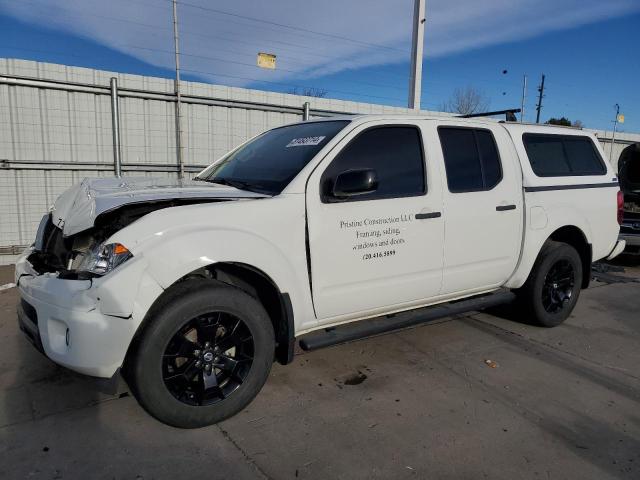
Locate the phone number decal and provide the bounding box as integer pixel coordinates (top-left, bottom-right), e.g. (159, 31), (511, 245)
(362, 250), (396, 261)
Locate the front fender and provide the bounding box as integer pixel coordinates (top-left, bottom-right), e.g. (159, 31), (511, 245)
(113, 224), (311, 331)
(105, 195), (313, 331)
(141, 226), (303, 292)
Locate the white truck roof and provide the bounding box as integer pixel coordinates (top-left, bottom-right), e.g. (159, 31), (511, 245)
(312, 114), (593, 136)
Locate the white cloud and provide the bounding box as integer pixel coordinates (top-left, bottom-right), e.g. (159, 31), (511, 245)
(1, 0), (638, 89)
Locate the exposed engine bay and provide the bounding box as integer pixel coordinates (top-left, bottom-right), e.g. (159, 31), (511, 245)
(28, 199), (225, 278)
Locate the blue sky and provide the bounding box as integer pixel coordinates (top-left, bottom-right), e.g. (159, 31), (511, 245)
(1, 0), (639, 132)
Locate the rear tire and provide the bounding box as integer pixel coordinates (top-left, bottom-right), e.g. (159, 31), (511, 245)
(127, 280), (275, 428)
(514, 241), (582, 327)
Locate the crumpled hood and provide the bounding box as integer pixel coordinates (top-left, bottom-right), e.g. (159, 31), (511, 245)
(52, 176), (268, 236)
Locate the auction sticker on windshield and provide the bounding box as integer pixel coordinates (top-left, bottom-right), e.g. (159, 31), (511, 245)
(286, 136), (326, 147)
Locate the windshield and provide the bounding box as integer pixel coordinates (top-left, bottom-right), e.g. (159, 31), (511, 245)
(197, 120), (350, 195)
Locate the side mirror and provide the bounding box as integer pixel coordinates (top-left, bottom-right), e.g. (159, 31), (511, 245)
(332, 169), (378, 198)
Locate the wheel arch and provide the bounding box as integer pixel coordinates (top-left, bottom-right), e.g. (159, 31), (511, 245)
(124, 262), (295, 374)
(547, 225), (592, 288)
(506, 223), (592, 289)
(210, 262), (295, 366)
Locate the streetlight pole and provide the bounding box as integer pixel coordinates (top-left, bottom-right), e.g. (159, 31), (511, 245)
(408, 0), (426, 110)
(610, 103), (620, 162)
(520, 74), (527, 123)
(172, 0), (184, 179)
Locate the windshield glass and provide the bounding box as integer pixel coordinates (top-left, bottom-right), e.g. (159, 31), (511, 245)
(197, 120), (350, 195)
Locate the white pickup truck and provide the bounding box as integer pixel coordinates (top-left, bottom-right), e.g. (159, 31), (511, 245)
(16, 115), (625, 428)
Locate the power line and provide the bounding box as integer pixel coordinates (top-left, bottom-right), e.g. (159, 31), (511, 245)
(14, 0), (404, 68)
(127, 45), (410, 92)
(179, 67), (408, 103)
(159, 0), (391, 54)
(179, 29), (340, 63)
(18, 0), (612, 111)
(7, 0), (531, 97)
(171, 0), (409, 54)
(14, 0), (639, 108)
(14, 0), (174, 31)
(6, 1), (414, 94)
(22, 0), (409, 59)
(129, 43), (313, 69)
(1, 41), (530, 106)
(46, 0), (501, 91)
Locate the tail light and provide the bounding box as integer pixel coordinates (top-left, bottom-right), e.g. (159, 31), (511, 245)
(617, 190), (624, 225)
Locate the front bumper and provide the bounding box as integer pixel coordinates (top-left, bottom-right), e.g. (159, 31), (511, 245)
(16, 300), (125, 393)
(15, 251), (151, 379)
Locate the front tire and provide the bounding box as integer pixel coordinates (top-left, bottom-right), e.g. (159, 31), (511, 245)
(127, 280), (275, 428)
(514, 241), (582, 327)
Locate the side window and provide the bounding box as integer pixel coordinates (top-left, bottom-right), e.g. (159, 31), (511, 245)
(321, 126), (425, 202)
(438, 127), (502, 193)
(523, 134), (606, 177)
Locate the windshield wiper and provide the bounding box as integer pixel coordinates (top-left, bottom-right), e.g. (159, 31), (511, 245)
(203, 177), (272, 195)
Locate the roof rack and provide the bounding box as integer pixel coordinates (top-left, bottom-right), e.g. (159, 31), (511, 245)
(460, 109), (521, 122)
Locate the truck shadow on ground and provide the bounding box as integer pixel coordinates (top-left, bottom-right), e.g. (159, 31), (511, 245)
(606, 254), (640, 269)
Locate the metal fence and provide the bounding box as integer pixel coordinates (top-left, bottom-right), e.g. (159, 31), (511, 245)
(1, 59), (639, 265)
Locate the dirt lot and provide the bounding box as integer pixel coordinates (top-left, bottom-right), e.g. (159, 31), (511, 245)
(1, 260), (639, 480)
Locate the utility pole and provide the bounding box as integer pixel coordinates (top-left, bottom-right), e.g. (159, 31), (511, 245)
(535, 74), (545, 123)
(110, 77), (122, 177)
(172, 0), (184, 179)
(610, 103), (620, 162)
(408, 0), (426, 110)
(520, 74), (527, 123)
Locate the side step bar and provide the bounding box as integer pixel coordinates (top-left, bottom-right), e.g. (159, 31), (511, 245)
(298, 290), (515, 351)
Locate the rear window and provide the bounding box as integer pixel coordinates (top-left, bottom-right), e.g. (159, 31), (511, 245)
(522, 133), (606, 177)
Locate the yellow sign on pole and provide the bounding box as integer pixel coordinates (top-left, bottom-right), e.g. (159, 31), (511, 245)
(618, 114), (625, 124)
(257, 53), (276, 70)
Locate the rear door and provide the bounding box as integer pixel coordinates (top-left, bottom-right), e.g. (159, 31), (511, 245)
(305, 121), (445, 322)
(432, 122), (523, 294)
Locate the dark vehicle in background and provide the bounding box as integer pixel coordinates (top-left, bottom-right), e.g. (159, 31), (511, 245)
(618, 144), (640, 255)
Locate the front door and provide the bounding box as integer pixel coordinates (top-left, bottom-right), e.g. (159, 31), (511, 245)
(306, 121), (445, 322)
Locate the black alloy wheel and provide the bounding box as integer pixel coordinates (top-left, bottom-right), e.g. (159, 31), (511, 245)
(127, 280), (274, 428)
(541, 259), (576, 314)
(162, 311), (254, 406)
(513, 240), (582, 327)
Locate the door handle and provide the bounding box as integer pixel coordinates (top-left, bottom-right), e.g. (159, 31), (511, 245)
(415, 212), (442, 220)
(496, 204), (516, 211)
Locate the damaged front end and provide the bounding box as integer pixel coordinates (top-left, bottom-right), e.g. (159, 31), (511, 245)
(27, 199), (219, 278)
(16, 176), (271, 379)
(25, 175), (270, 277)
